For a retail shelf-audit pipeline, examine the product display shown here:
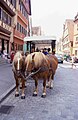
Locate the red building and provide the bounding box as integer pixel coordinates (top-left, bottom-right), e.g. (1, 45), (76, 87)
(0, 0), (31, 53)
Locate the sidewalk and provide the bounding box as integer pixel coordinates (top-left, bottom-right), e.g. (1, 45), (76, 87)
(63, 60), (78, 67)
(0, 57), (15, 103)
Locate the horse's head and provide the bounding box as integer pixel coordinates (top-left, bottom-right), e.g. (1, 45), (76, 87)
(13, 51), (25, 76)
(25, 52), (49, 76)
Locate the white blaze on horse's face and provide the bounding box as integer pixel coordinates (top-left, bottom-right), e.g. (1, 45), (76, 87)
(17, 58), (20, 70)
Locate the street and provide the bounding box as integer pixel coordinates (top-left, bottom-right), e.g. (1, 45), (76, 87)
(0, 62), (78, 120)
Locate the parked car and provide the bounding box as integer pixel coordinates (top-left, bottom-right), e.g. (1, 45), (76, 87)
(55, 54), (63, 63)
(74, 57), (78, 63)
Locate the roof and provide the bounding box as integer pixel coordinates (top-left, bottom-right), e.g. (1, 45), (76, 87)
(24, 36), (56, 44)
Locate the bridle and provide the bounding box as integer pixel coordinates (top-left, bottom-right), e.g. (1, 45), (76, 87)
(13, 57), (25, 78)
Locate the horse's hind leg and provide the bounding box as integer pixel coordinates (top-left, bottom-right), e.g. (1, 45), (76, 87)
(21, 79), (25, 99)
(33, 79), (38, 96)
(46, 74), (54, 89)
(41, 79), (46, 98)
(49, 74), (54, 89)
(46, 76), (50, 88)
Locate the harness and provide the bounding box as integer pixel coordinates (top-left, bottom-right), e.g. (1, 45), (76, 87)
(25, 54), (50, 80)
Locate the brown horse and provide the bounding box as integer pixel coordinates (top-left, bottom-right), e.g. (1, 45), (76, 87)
(12, 51), (26, 99)
(25, 52), (58, 98)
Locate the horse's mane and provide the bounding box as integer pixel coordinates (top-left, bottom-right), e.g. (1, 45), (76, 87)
(26, 52), (49, 68)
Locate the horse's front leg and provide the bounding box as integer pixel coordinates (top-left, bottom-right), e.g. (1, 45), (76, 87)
(41, 79), (46, 98)
(21, 79), (25, 99)
(14, 74), (19, 97)
(33, 79), (38, 96)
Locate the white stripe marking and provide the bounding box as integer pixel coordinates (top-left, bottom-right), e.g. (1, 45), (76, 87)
(17, 58), (20, 70)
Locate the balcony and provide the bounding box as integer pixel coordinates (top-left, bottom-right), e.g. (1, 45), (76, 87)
(0, 20), (12, 35)
(14, 30), (25, 40)
(0, 0), (15, 16)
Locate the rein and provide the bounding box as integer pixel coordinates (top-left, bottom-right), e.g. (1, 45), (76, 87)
(25, 67), (41, 80)
(25, 66), (49, 80)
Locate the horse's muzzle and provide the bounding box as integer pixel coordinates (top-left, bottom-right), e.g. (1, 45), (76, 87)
(16, 70), (21, 77)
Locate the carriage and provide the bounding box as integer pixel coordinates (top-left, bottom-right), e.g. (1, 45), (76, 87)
(23, 35), (56, 54)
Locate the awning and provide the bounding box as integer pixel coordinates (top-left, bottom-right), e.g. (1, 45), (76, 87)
(24, 35), (56, 44)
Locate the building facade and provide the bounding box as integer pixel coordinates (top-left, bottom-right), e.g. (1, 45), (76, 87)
(32, 26), (41, 36)
(56, 38), (63, 54)
(62, 19), (74, 56)
(73, 13), (78, 57)
(0, 0), (31, 54)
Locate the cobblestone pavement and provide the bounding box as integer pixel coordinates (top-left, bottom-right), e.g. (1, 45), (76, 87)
(0, 67), (78, 120)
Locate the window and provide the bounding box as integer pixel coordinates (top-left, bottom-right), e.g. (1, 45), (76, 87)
(12, 0), (16, 8)
(9, 0), (16, 8)
(20, 24), (22, 32)
(17, 22), (19, 31)
(19, 1), (28, 20)
(77, 24), (78, 30)
(0, 7), (1, 19)
(8, 16), (11, 26)
(17, 22), (27, 35)
(0, 8), (11, 26)
(76, 37), (78, 41)
(2, 10), (8, 24)
(24, 29), (27, 36)
(0, 39), (2, 51)
(75, 50), (77, 56)
(18, 45), (23, 50)
(22, 26), (23, 33)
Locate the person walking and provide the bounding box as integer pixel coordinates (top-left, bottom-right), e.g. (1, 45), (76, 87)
(71, 54), (76, 68)
(43, 48), (48, 55)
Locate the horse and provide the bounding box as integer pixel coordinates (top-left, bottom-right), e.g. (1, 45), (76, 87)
(25, 52), (58, 98)
(12, 51), (26, 99)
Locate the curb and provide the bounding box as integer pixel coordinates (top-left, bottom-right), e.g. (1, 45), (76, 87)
(0, 84), (16, 104)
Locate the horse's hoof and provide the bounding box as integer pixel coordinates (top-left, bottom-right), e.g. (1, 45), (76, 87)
(33, 93), (37, 96)
(15, 94), (19, 97)
(41, 94), (46, 98)
(25, 85), (27, 88)
(21, 96), (25, 99)
(49, 86), (53, 89)
(20, 86), (22, 89)
(46, 85), (49, 88)
(20, 86), (26, 89)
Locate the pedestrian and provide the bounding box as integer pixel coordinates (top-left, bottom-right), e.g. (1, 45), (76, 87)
(43, 48), (48, 55)
(25, 51), (30, 56)
(10, 51), (15, 64)
(36, 47), (40, 52)
(71, 54), (76, 68)
(31, 47), (35, 53)
(3, 47), (8, 59)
